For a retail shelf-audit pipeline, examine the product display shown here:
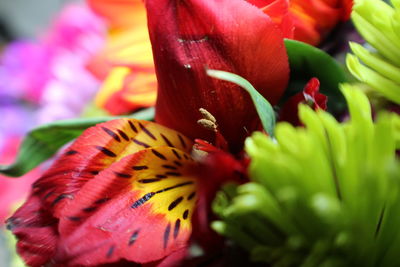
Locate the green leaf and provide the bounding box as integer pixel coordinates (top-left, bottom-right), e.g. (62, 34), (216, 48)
(206, 69), (276, 136)
(0, 107), (155, 177)
(284, 39), (348, 113)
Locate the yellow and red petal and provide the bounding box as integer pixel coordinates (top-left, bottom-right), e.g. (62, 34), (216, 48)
(87, 0), (156, 115)
(89, 31), (156, 115)
(95, 66), (157, 115)
(55, 147), (197, 265)
(30, 119), (192, 217)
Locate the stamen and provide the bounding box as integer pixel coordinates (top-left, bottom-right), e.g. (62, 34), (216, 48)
(196, 108), (228, 151)
(197, 108), (218, 132)
(197, 119), (217, 132)
(199, 108), (216, 123)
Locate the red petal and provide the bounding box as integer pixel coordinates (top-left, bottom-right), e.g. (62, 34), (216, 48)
(6, 195), (58, 267)
(147, 0), (289, 149)
(247, 0), (294, 38)
(192, 148), (249, 251)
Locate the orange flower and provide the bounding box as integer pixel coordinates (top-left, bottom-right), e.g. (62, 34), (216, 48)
(289, 0), (353, 45)
(87, 0), (157, 115)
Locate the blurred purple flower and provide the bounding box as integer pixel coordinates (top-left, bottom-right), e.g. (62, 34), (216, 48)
(0, 41), (50, 103)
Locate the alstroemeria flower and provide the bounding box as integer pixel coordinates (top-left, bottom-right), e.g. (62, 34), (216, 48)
(7, 119), (200, 266)
(289, 0), (353, 45)
(87, 0), (157, 115)
(148, 0), (289, 150)
(279, 77), (327, 125)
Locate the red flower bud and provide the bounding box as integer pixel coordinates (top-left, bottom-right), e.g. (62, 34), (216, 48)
(279, 77), (327, 125)
(146, 0), (290, 150)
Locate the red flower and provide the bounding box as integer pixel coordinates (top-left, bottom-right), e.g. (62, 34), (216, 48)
(148, 0), (289, 150)
(278, 77), (327, 125)
(7, 119), (245, 266)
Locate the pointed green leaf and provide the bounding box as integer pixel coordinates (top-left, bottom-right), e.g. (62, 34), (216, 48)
(207, 69), (276, 136)
(0, 107), (154, 177)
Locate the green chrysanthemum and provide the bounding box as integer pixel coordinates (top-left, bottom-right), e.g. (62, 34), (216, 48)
(346, 0), (400, 104)
(213, 84), (400, 266)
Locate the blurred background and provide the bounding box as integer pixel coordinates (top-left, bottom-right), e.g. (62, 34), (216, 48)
(0, 1), (102, 266)
(0, 0), (72, 41)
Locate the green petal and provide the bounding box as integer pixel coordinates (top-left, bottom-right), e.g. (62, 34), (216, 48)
(351, 12), (400, 66)
(349, 42), (400, 84)
(346, 54), (400, 104)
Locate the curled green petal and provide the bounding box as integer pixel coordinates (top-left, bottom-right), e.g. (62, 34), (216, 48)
(207, 69), (276, 137)
(346, 54), (400, 104)
(349, 42), (400, 84)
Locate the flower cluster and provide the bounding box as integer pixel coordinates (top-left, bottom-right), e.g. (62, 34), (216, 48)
(214, 85), (400, 266)
(1, 0), (400, 266)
